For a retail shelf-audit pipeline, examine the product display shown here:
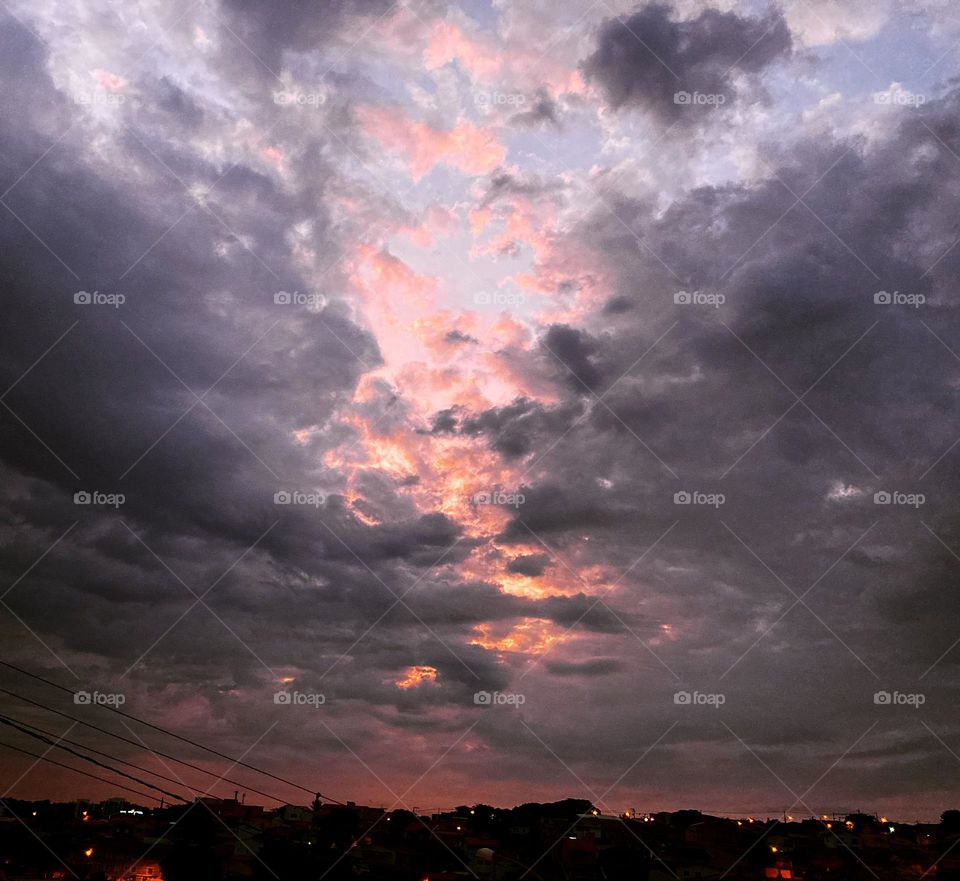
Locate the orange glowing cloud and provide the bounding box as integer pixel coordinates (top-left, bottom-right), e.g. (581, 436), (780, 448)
(358, 106), (505, 180)
(395, 665), (439, 689)
(327, 417), (422, 479)
(386, 361), (491, 419)
(470, 620), (563, 656)
(410, 311), (479, 358)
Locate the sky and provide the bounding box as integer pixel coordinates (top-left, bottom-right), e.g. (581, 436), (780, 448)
(2, 0), (960, 821)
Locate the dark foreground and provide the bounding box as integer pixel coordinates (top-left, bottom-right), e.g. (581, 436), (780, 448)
(3, 797), (960, 880)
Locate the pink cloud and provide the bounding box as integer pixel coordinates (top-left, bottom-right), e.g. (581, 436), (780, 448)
(425, 202), (460, 235)
(91, 68), (126, 92)
(421, 19), (586, 99)
(358, 106), (505, 180)
(423, 20), (502, 79)
(259, 145), (285, 169)
(399, 203), (460, 249)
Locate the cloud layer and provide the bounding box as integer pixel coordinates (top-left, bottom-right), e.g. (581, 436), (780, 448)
(1, 0), (960, 819)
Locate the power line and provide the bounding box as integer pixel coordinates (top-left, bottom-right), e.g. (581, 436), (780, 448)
(0, 713), (210, 799)
(0, 686), (289, 806)
(0, 660), (343, 805)
(0, 716), (188, 803)
(0, 739), (162, 804)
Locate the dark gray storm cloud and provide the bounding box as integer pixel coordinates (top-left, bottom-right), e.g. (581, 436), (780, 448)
(506, 553), (550, 577)
(508, 90), (561, 129)
(544, 658), (622, 677)
(219, 0), (396, 67)
(583, 3), (791, 121)
(415, 83), (960, 810)
(0, 6), (641, 760)
(2, 0), (960, 818)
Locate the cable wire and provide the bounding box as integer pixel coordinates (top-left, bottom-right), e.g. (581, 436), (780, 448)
(0, 686), (289, 805)
(0, 716), (188, 803)
(0, 739), (162, 804)
(0, 712), (210, 798)
(0, 660), (341, 804)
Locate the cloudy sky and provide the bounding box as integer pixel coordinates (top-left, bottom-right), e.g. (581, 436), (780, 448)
(2, 0), (960, 820)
